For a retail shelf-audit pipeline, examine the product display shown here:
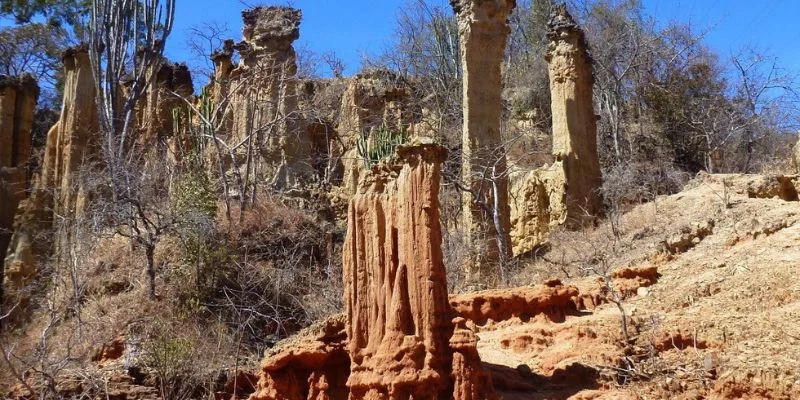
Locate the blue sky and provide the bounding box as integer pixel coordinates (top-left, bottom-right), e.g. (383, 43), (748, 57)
(165, 0), (800, 81)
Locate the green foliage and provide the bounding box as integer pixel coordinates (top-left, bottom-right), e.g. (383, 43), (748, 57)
(142, 333), (197, 400)
(356, 124), (410, 169)
(171, 89), (227, 310)
(0, 0), (90, 28)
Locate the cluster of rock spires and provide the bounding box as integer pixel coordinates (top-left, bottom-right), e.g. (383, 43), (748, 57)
(0, 3), (609, 394)
(0, 3), (606, 320)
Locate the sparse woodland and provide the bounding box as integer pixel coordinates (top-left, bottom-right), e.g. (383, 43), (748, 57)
(0, 0), (799, 399)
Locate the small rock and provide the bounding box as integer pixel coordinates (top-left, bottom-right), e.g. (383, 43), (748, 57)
(636, 287), (649, 297)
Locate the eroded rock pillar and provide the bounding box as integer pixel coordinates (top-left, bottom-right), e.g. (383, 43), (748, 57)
(344, 143), (452, 399)
(545, 4), (602, 221)
(450, 0), (515, 281)
(229, 6), (313, 190)
(3, 46), (98, 316)
(0, 74), (38, 300)
(343, 141), (495, 399)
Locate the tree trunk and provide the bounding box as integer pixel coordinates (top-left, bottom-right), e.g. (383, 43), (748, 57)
(145, 244), (156, 299)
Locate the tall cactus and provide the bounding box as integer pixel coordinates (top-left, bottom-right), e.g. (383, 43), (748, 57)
(356, 124), (410, 169)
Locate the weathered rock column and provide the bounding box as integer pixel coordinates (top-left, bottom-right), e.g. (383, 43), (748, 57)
(0, 74), (38, 294)
(229, 6), (314, 190)
(3, 46), (98, 315)
(545, 4), (602, 221)
(451, 0), (515, 281)
(343, 141), (495, 399)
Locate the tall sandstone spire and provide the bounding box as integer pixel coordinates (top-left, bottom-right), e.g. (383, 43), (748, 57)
(450, 0), (516, 282)
(545, 3), (602, 221)
(0, 74), (39, 298)
(3, 46), (98, 316)
(249, 142), (496, 400)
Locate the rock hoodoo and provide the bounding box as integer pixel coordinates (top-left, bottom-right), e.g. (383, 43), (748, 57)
(545, 3), (602, 221)
(3, 46), (98, 313)
(249, 141), (496, 399)
(343, 142), (455, 398)
(509, 4), (602, 256)
(0, 74), (38, 295)
(450, 0), (516, 280)
(223, 6), (315, 190)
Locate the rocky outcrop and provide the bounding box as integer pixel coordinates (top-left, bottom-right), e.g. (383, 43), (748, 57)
(0, 74), (38, 301)
(249, 315), (350, 400)
(509, 164), (566, 255)
(449, 281), (579, 326)
(450, 0), (516, 280)
(3, 46), (98, 314)
(136, 61), (194, 152)
(509, 5), (602, 256)
(250, 141), (496, 399)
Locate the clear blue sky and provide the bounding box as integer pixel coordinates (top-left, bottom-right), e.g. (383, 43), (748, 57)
(165, 0), (800, 80)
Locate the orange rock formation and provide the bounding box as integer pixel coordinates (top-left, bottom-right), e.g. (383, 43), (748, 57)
(343, 142), (455, 399)
(249, 141), (497, 400)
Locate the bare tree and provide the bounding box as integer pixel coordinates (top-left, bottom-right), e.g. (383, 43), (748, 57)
(82, 0), (178, 300)
(185, 21), (231, 81)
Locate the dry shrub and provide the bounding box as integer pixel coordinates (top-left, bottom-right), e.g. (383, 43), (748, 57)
(206, 200), (341, 350)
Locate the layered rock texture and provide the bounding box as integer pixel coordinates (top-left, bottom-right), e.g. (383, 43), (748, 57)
(220, 6), (317, 190)
(450, 0), (516, 278)
(3, 46), (98, 312)
(249, 315), (350, 400)
(343, 142), (456, 399)
(249, 141), (496, 399)
(509, 5), (602, 256)
(0, 74), (39, 293)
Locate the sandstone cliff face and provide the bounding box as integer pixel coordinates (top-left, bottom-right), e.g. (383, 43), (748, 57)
(0, 74), (38, 286)
(509, 5), (602, 256)
(249, 142), (495, 400)
(450, 0), (516, 278)
(3, 46), (98, 310)
(793, 136), (800, 174)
